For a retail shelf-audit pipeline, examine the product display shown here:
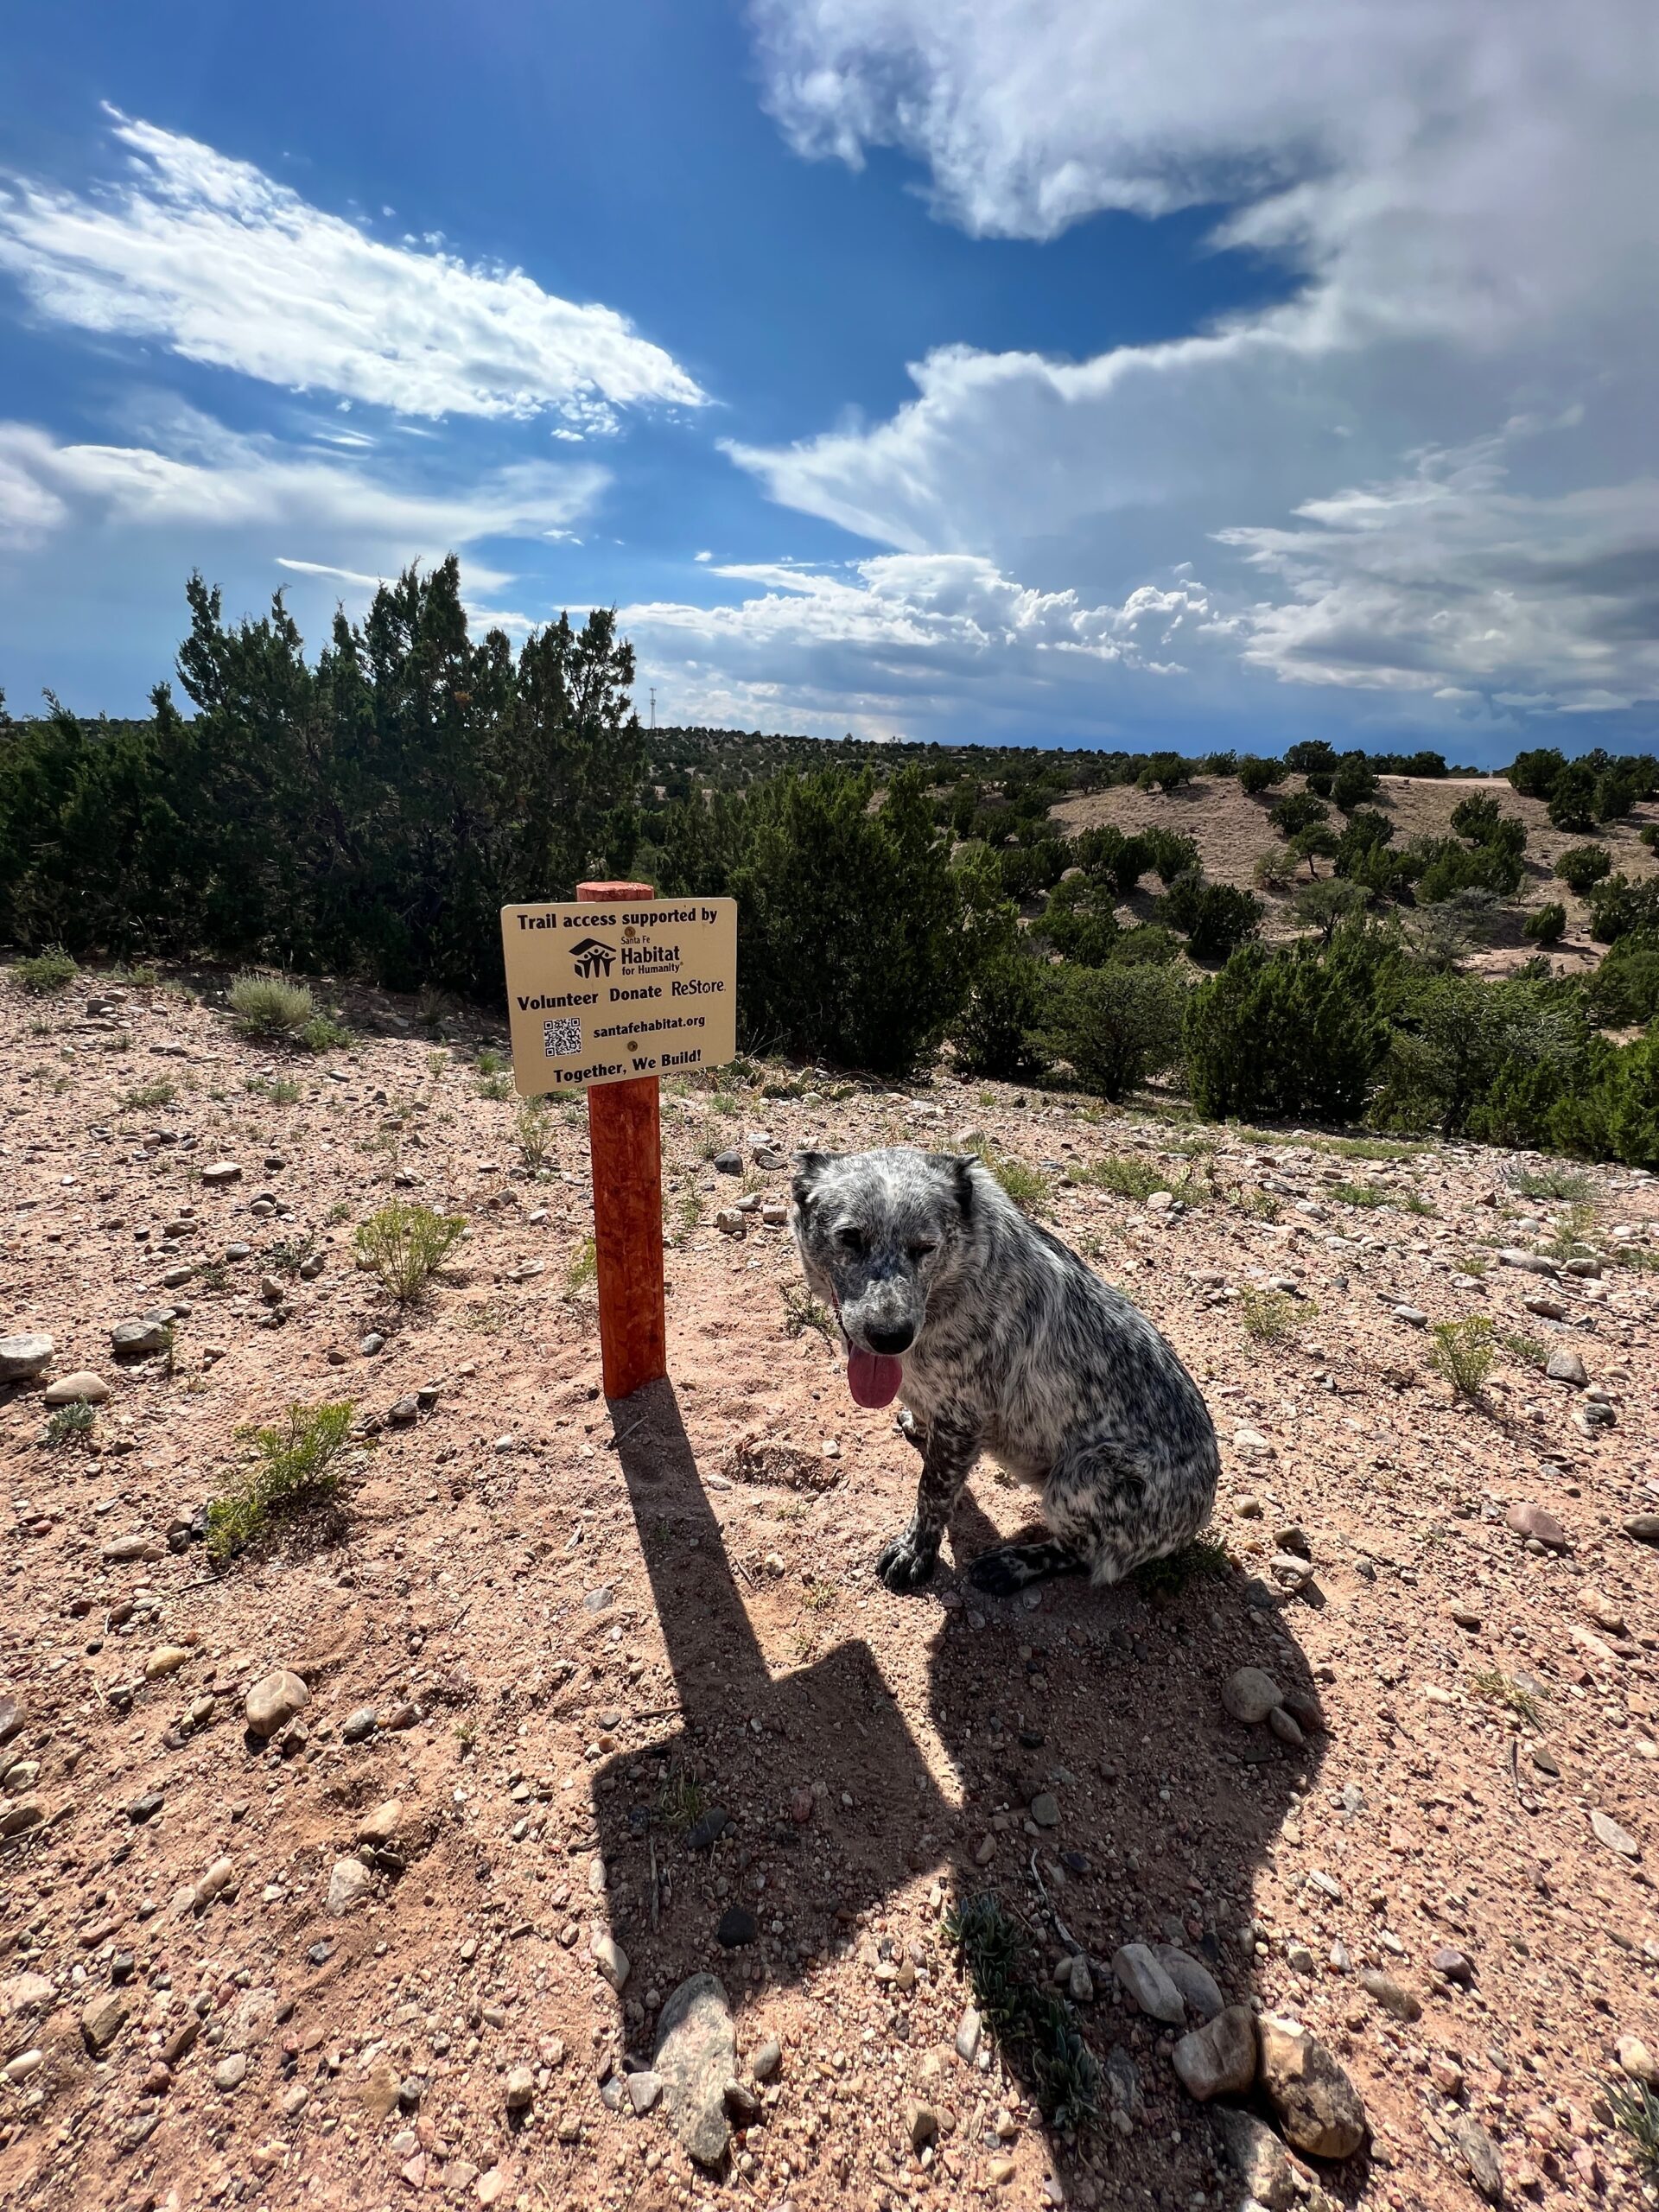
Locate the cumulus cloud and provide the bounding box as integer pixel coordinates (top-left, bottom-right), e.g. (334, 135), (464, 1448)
(0, 112), (705, 426)
(0, 410), (605, 559)
(737, 0), (1657, 725)
(623, 553), (1215, 736)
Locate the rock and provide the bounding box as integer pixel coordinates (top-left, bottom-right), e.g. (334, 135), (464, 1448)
(955, 2008), (982, 2063)
(0, 1334), (54, 1382)
(1589, 1808), (1641, 1859)
(1580, 1586), (1627, 1637)
(1256, 2015), (1368, 2159)
(1546, 1348), (1588, 1387)
(1029, 1791), (1060, 1828)
(1497, 1249), (1559, 1277)
(1450, 1603), (1484, 1630)
(1392, 1305), (1428, 1327)
(1359, 1970), (1421, 2021)
(1615, 2035), (1656, 2087)
(1222, 1667), (1283, 1724)
(327, 1857), (373, 1915)
(161, 2015), (200, 2066)
(715, 1906), (758, 1948)
(1575, 1397), (1617, 1432)
(1454, 2115), (1505, 2203)
(713, 1151), (742, 1174)
(213, 2052), (248, 2092)
(46, 1371), (109, 1406)
(1432, 1946), (1474, 1985)
(1624, 1513), (1659, 1546)
(1173, 2005), (1256, 2101)
(1152, 1945), (1224, 2022)
(1523, 1294), (1567, 1321)
(505, 2065), (535, 2112)
(342, 1706), (378, 1743)
(200, 1161), (243, 1186)
(194, 1857), (235, 1908)
(356, 1799), (402, 1847)
(101, 1532), (163, 1563)
(360, 1332), (385, 1356)
(111, 1318), (170, 1357)
(653, 1973), (737, 2167)
(626, 2070), (664, 2114)
(2, 1971), (54, 2016)
(388, 1395), (419, 1426)
(907, 2102), (940, 2152)
(0, 1699), (21, 1747)
(751, 2034), (783, 2082)
(715, 1207), (746, 1236)
(1268, 1706), (1306, 1746)
(685, 1806), (729, 1851)
(1111, 1943), (1185, 2025)
(359, 2056), (403, 2118)
(583, 1586), (614, 1613)
(1212, 2107), (1299, 2211)
(245, 1669), (308, 1738)
(589, 1929), (630, 1989)
(81, 1991), (130, 2054)
(722, 2077), (760, 2123)
(1504, 1503), (1568, 1551)
(143, 1644), (192, 1681)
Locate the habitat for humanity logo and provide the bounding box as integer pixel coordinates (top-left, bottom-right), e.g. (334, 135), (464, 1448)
(569, 937), (616, 979)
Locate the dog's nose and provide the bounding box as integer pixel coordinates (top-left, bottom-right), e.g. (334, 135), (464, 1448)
(866, 1322), (914, 1357)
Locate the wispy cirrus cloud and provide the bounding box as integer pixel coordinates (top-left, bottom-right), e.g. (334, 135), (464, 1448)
(0, 111), (706, 430)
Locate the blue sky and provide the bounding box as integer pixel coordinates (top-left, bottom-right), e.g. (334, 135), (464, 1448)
(1, 0), (1653, 759)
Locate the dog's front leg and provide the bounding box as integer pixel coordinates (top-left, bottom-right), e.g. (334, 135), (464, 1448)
(875, 1409), (981, 1593)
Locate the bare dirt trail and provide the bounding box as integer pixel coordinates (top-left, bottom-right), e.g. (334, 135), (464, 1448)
(0, 969), (1656, 2212)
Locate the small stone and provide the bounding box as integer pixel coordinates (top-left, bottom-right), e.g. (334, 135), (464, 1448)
(505, 2065), (535, 2112)
(359, 2057), (403, 2119)
(143, 1644), (192, 1681)
(715, 1207), (746, 1236)
(245, 1669), (308, 1738)
(751, 2034), (782, 2082)
(0, 1698), (21, 1746)
(327, 1857), (373, 1914)
(388, 1394), (418, 1426)
(590, 1929), (630, 1988)
(356, 1798), (402, 1847)
(907, 2102), (940, 2152)
(342, 1706), (378, 1743)
(715, 1906), (758, 1948)
(1546, 1348), (1588, 1387)
(1624, 1513), (1659, 1546)
(1454, 2115), (1505, 2203)
(1268, 1706), (1306, 1746)
(1213, 2107), (1298, 2211)
(126, 1791), (163, 1824)
(1590, 1808), (1641, 1859)
(1580, 1585), (1627, 1636)
(200, 1160), (244, 1185)
(1222, 1667), (1283, 1724)
(360, 1332), (385, 1356)
(626, 2070), (664, 2114)
(194, 1855), (235, 1908)
(713, 1150), (742, 1174)
(582, 1586), (614, 1613)
(44, 1370), (108, 1405)
(1431, 2056), (1466, 2097)
(111, 1317), (171, 1357)
(1173, 2005), (1256, 2102)
(654, 1973), (736, 2168)
(1153, 1946), (1224, 2021)
(1029, 1791), (1059, 1828)
(1359, 1970), (1422, 2021)
(1432, 1945), (1474, 1985)
(955, 2008), (982, 2063)
(1111, 1944), (1185, 2025)
(101, 1531), (163, 1562)
(1575, 1398), (1617, 1432)
(1504, 1503), (1568, 1551)
(1256, 2015), (1367, 2160)
(81, 1990), (130, 2054)
(1450, 1603), (1483, 1630)
(0, 1334), (54, 1382)
(213, 2052), (248, 2092)
(722, 2076), (760, 2122)
(1615, 2035), (1656, 2087)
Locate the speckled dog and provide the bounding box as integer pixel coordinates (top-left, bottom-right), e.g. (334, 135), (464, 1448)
(791, 1147), (1219, 1595)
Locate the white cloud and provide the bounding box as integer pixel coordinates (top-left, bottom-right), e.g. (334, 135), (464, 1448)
(623, 553), (1215, 736)
(734, 0), (1658, 724)
(0, 410), (605, 559)
(0, 112), (705, 424)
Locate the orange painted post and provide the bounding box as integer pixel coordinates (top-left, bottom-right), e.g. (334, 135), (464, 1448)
(577, 880), (668, 1402)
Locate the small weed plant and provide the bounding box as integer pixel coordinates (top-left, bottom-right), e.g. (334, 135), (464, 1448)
(1470, 1668), (1545, 1727)
(1511, 1166), (1594, 1202)
(515, 1098), (556, 1173)
(965, 1137), (1050, 1214)
(945, 1891), (1099, 2132)
(781, 1283), (836, 1343)
(1134, 1531), (1231, 1599)
(207, 1401), (354, 1564)
(45, 1402), (96, 1447)
(228, 971), (317, 1042)
(1502, 1331), (1548, 1370)
(1607, 2075), (1659, 2186)
(354, 1203), (466, 1302)
(14, 946), (78, 995)
(1430, 1317), (1496, 1399)
(656, 1767), (709, 1834)
(123, 1078), (177, 1111)
(1237, 1287), (1299, 1344)
(564, 1236), (598, 1294)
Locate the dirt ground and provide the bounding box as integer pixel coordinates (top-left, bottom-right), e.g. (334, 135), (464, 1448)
(1, 966), (1656, 2212)
(1052, 776), (1659, 972)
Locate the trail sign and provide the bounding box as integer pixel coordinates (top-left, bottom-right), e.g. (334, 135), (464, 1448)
(499, 895), (737, 1094)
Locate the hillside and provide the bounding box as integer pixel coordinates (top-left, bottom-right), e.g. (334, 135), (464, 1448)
(1, 968), (1656, 2209)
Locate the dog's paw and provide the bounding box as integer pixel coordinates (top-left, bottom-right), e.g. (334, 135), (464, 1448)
(965, 1546), (1027, 1597)
(875, 1525), (938, 1592)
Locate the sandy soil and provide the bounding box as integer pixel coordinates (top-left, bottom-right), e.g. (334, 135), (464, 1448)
(1, 967), (1656, 2212)
(1051, 777), (1659, 972)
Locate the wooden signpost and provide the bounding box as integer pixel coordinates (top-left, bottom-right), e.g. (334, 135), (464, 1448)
(499, 883), (738, 1401)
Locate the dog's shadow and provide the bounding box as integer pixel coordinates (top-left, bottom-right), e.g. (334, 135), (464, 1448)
(591, 1380), (1344, 2202)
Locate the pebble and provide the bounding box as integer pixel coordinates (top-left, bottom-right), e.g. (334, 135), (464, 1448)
(1213, 2107), (1298, 2210)
(1589, 1808), (1641, 1859)
(0, 1333), (54, 1382)
(342, 1706), (378, 1743)
(143, 1644), (192, 1681)
(505, 2065), (535, 2112)
(955, 2008), (982, 2063)
(713, 1150), (742, 1174)
(47, 1371), (110, 1406)
(751, 2034), (782, 2082)
(1431, 1945), (1474, 1985)
(626, 2069), (664, 2114)
(653, 1973), (736, 2167)
(1624, 1513), (1659, 1547)
(101, 1532), (163, 1563)
(360, 1332), (385, 1356)
(1173, 2005), (1256, 2101)
(194, 1857), (235, 1908)
(1454, 2115), (1505, 2203)
(1504, 1502), (1568, 1550)
(1546, 1347), (1588, 1387)
(1153, 1945), (1224, 2021)
(357, 1798), (402, 1846)
(80, 1991), (130, 2054)
(715, 1208), (746, 1236)
(1222, 1667), (1283, 1725)
(111, 1317), (170, 1357)
(245, 1669), (309, 1738)
(589, 1929), (630, 1989)
(715, 1906), (758, 1948)
(327, 1857), (374, 1914)
(1268, 1706), (1305, 1746)
(1256, 2015), (1368, 2160)
(126, 1791), (163, 1824)
(1111, 1944), (1185, 2025)
(1029, 1792), (1059, 1828)
(388, 1395), (419, 1425)
(1579, 1585), (1627, 1636)
(1359, 1970), (1421, 2021)
(213, 2052), (248, 2092)
(200, 1161), (243, 1186)
(1615, 2035), (1656, 2087)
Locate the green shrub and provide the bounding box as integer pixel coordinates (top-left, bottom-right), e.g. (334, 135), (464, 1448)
(354, 1202), (466, 1301)
(1639, 823), (1658, 852)
(1158, 874), (1262, 959)
(1135, 752), (1193, 794)
(564, 1234), (598, 1294)
(950, 949), (1050, 1081)
(1547, 763), (1599, 833)
(1033, 962), (1188, 1101)
(1524, 902), (1566, 945)
(1331, 756), (1379, 811)
(1294, 878), (1368, 942)
(1429, 1317), (1495, 1400)
(1586, 935), (1659, 1025)
(1036, 874), (1120, 965)
(1110, 924), (1181, 965)
(13, 946), (78, 995)
(1074, 824), (1153, 895)
(45, 1401), (97, 1446)
(1586, 873), (1659, 944)
(1184, 941), (1389, 1123)
(122, 1077), (177, 1110)
(1253, 847), (1297, 893)
(1376, 974), (1574, 1138)
(965, 1137), (1050, 1214)
(944, 1891), (1099, 2132)
(1507, 747), (1566, 799)
(1269, 791), (1329, 842)
(207, 1401), (354, 1564)
(1142, 828), (1200, 886)
(1236, 755), (1284, 797)
(1554, 843), (1611, 894)
(1237, 1287), (1298, 1343)
(515, 1098), (556, 1173)
(229, 971), (318, 1042)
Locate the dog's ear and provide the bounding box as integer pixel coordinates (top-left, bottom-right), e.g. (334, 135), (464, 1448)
(927, 1152), (977, 1221)
(791, 1149), (832, 1214)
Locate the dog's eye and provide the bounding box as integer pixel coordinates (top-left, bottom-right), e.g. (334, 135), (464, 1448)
(907, 1241), (937, 1262)
(836, 1225), (865, 1254)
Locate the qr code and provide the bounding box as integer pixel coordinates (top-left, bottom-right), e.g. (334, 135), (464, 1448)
(543, 1015), (583, 1059)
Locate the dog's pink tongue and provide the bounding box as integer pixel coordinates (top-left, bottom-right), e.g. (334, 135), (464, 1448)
(847, 1347), (903, 1409)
